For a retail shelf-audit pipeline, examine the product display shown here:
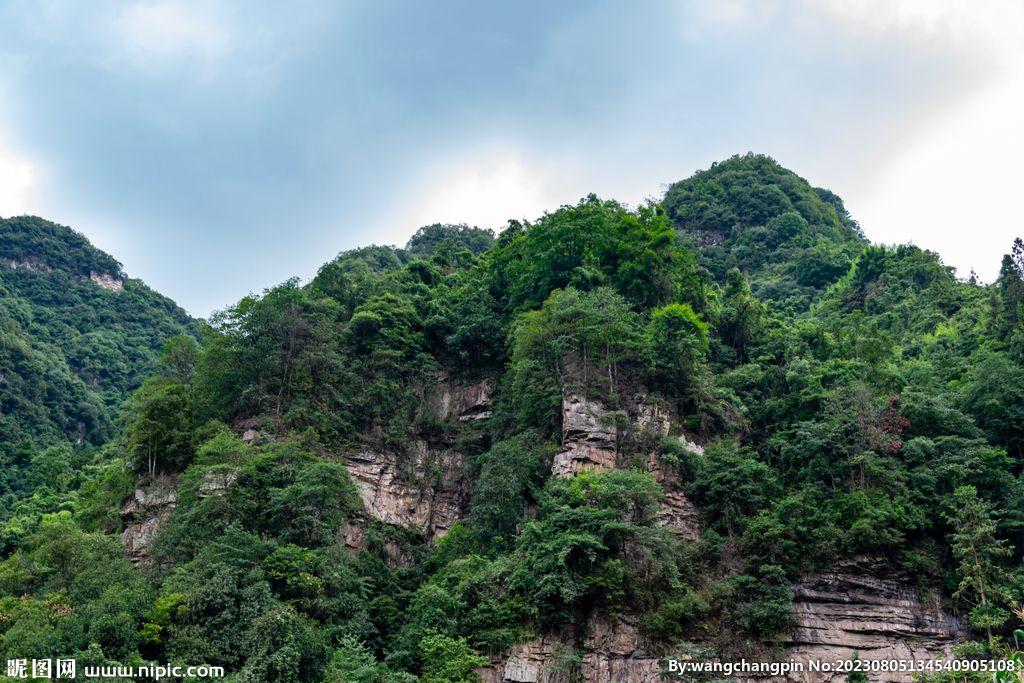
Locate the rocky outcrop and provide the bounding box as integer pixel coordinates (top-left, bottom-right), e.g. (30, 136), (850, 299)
(119, 487), (178, 520)
(635, 401), (672, 437)
(478, 558), (966, 683)
(344, 440), (470, 544)
(478, 615), (661, 683)
(120, 515), (168, 562)
(7, 258), (51, 273)
(429, 372), (493, 422)
(783, 556), (967, 683)
(653, 485), (701, 542)
(339, 518), (416, 567)
(198, 468), (237, 497)
(647, 436), (702, 542)
(90, 270), (123, 291)
(119, 483), (178, 563)
(552, 395), (619, 477)
(339, 374), (491, 549)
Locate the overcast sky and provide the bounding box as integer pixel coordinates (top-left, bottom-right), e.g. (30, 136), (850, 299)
(0, 0), (1021, 318)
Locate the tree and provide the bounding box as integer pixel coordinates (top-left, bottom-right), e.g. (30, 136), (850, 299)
(124, 376), (191, 475)
(948, 485), (1013, 650)
(844, 650), (868, 683)
(418, 629), (486, 683)
(471, 437), (546, 552)
(644, 302), (708, 396)
(161, 334), (199, 383)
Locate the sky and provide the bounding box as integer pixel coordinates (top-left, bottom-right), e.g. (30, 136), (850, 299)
(0, 0), (1020, 318)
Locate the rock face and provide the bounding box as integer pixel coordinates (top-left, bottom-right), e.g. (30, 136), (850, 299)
(429, 373), (493, 423)
(344, 440), (470, 544)
(552, 394), (619, 477)
(7, 258), (51, 273)
(120, 516), (167, 562)
(341, 374), (489, 547)
(477, 559), (966, 683)
(653, 484), (701, 542)
(339, 518), (415, 567)
(90, 270), (123, 291)
(198, 469), (237, 497)
(478, 615), (661, 683)
(119, 484), (179, 563)
(782, 556), (967, 683)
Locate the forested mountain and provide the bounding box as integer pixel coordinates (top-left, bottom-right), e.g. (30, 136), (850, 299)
(0, 215), (195, 552)
(665, 154), (867, 313)
(1, 155), (1024, 682)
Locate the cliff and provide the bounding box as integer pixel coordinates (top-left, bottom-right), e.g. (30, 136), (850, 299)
(477, 558), (965, 683)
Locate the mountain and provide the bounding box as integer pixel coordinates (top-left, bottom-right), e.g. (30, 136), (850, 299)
(664, 153), (867, 312)
(0, 215), (196, 547)
(0, 160), (1023, 682)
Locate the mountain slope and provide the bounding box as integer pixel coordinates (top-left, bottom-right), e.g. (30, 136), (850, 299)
(665, 153), (867, 311)
(0, 161), (1022, 681)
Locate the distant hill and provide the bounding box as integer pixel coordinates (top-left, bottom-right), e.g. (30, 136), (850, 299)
(663, 153), (867, 311)
(0, 215), (196, 449)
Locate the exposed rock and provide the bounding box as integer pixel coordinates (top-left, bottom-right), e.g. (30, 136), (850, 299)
(478, 559), (967, 683)
(782, 556), (967, 682)
(644, 433), (702, 542)
(119, 482), (179, 563)
(478, 635), (569, 683)
(242, 428), (259, 443)
(120, 514), (169, 562)
(635, 401), (671, 436)
(339, 517), (416, 568)
(580, 614), (662, 683)
(654, 486), (701, 542)
(552, 395), (618, 477)
(198, 469), (238, 497)
(344, 440), (470, 543)
(430, 372), (494, 422)
(503, 654), (540, 683)
(119, 487), (178, 521)
(340, 520), (366, 554)
(90, 270), (123, 291)
(678, 434), (704, 456)
(7, 258), (51, 273)
(478, 615), (661, 683)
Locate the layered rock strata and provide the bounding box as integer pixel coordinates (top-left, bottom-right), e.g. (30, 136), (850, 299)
(552, 394), (619, 477)
(478, 615), (662, 683)
(477, 558), (966, 683)
(343, 440), (470, 544)
(782, 556), (967, 683)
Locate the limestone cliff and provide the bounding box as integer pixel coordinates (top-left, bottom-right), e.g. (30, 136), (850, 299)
(119, 483), (179, 563)
(343, 440), (471, 544)
(477, 559), (965, 683)
(339, 375), (492, 547)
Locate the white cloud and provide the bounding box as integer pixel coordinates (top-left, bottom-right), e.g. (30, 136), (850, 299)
(805, 0), (1024, 279)
(396, 152), (580, 236)
(0, 135), (41, 218)
(115, 2), (229, 65)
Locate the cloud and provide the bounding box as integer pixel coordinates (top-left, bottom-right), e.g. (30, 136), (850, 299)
(114, 2), (230, 69)
(804, 0), (1024, 280)
(0, 0), (1013, 313)
(396, 151), (579, 237)
(0, 134), (41, 218)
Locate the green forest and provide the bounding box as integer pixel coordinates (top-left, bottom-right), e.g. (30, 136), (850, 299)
(2, 153), (1024, 682)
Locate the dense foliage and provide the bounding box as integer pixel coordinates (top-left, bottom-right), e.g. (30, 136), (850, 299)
(3, 158), (1024, 681)
(664, 153), (867, 312)
(0, 216), (196, 561)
